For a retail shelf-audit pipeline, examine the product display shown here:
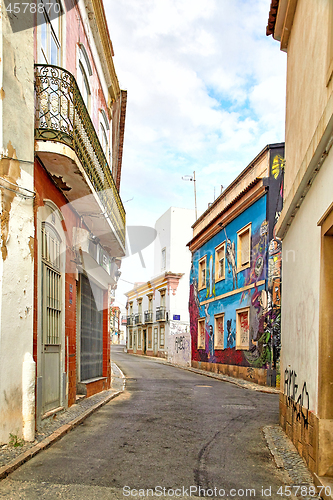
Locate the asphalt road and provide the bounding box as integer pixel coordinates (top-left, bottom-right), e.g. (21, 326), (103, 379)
(0, 347), (289, 499)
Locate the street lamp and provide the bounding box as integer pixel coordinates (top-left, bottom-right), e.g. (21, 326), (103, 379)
(181, 171), (197, 220)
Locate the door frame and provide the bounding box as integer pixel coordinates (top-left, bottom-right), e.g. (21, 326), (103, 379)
(36, 201), (66, 420)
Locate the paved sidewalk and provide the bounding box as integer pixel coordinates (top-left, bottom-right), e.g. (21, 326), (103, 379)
(264, 425), (321, 500)
(0, 362), (125, 480)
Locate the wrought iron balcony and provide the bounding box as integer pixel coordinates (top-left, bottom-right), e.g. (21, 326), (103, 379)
(134, 313), (142, 325)
(144, 311), (153, 323)
(156, 306), (166, 321)
(34, 64), (125, 250)
(126, 315), (134, 326)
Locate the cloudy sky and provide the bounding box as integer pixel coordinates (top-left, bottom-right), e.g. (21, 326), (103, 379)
(104, 0), (287, 310)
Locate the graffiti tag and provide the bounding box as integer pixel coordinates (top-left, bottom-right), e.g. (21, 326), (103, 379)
(175, 336), (186, 354)
(284, 368), (310, 428)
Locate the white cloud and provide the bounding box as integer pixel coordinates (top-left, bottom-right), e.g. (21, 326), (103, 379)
(105, 0), (287, 304)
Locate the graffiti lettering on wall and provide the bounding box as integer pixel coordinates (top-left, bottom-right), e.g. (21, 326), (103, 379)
(284, 368), (310, 428)
(175, 336), (186, 353)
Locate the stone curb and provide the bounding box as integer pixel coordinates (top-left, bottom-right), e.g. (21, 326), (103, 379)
(0, 369), (125, 481)
(125, 351), (279, 394)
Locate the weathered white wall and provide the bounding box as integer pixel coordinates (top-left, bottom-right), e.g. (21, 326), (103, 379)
(167, 321), (191, 367)
(0, 7), (34, 443)
(153, 207), (194, 275)
(281, 148), (333, 414)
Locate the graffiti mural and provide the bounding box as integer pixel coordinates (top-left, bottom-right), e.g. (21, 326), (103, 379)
(188, 147), (284, 385)
(224, 228), (238, 290)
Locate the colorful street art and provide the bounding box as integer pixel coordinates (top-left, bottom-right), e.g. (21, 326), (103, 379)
(224, 229), (238, 290)
(188, 147), (284, 382)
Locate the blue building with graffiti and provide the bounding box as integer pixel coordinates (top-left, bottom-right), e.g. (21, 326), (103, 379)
(188, 143), (284, 387)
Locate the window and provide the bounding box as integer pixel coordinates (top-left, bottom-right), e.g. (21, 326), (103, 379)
(159, 326), (165, 348)
(148, 295), (153, 313)
(160, 290), (166, 309)
(214, 313), (224, 349)
(198, 256), (207, 290)
(77, 44), (93, 112)
(215, 242), (226, 281)
(37, 0), (62, 65)
(78, 62), (91, 110)
(236, 308), (250, 350)
(237, 224), (251, 271)
(138, 329), (142, 349)
(99, 110), (110, 160)
(161, 248), (166, 271)
(198, 318), (205, 349)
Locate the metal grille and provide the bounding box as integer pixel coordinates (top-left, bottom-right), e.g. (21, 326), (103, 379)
(34, 64), (126, 249)
(80, 275), (103, 381)
(42, 225), (61, 344)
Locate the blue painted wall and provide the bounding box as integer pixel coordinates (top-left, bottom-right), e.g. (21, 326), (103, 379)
(189, 195), (271, 368)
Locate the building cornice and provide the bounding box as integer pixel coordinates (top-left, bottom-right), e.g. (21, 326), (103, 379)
(86, 0), (121, 101)
(125, 272), (184, 300)
(188, 180), (266, 253)
(266, 0), (298, 52)
(276, 96), (333, 239)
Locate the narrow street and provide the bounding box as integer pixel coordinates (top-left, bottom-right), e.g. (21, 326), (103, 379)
(0, 347), (289, 499)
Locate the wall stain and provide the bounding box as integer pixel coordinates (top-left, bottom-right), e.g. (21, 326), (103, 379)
(0, 141), (21, 260)
(28, 236), (34, 261)
(0, 88), (5, 100)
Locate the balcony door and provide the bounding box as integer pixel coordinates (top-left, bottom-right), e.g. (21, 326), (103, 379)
(153, 327), (158, 355)
(41, 223), (62, 413)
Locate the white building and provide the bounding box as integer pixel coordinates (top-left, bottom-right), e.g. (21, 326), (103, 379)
(125, 207), (194, 366)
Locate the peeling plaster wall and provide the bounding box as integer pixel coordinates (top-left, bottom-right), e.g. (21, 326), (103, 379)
(0, 7), (34, 443)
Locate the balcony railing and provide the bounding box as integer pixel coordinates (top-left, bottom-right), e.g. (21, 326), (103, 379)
(144, 311), (153, 323)
(34, 64), (125, 249)
(134, 313), (142, 325)
(126, 315), (134, 326)
(156, 306), (166, 321)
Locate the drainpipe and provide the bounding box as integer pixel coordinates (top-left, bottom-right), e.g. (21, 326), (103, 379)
(22, 352), (35, 442)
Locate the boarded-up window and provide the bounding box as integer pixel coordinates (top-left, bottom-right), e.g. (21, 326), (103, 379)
(199, 256), (207, 289)
(214, 314), (224, 349)
(236, 308), (250, 350)
(215, 242), (225, 281)
(198, 318), (205, 349)
(237, 224), (251, 270)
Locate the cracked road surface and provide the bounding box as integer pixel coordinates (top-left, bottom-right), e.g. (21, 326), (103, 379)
(0, 346), (289, 499)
